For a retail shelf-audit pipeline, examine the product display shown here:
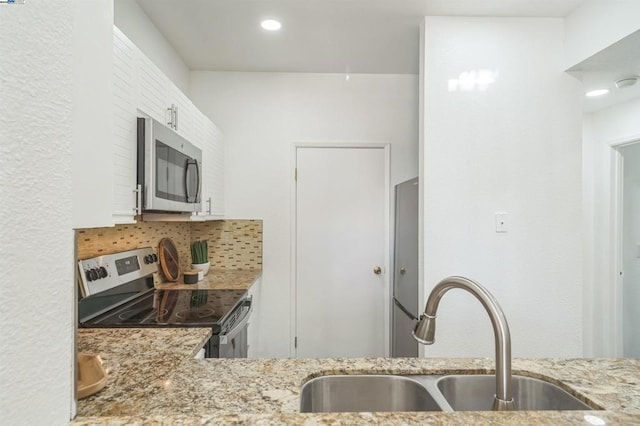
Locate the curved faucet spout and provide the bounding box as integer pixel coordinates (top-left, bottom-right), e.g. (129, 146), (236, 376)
(412, 276), (516, 411)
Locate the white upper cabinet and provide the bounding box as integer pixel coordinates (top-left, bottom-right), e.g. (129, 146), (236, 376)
(107, 26), (225, 225)
(112, 27), (138, 224)
(136, 48), (196, 145)
(208, 122), (226, 217)
(193, 111), (225, 220)
(72, 3), (114, 229)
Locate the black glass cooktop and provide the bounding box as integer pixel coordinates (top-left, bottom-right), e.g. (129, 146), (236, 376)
(79, 277), (247, 330)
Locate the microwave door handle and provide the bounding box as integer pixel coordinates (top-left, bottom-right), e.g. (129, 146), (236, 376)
(194, 159), (200, 201)
(184, 161), (191, 202)
(184, 159), (200, 203)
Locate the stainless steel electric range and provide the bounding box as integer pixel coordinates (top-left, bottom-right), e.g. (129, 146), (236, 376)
(77, 247), (251, 358)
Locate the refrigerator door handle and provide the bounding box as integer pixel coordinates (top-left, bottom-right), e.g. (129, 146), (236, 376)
(393, 297), (419, 321)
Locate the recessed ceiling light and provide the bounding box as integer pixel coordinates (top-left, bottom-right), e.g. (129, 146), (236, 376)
(585, 89), (610, 98)
(261, 19), (282, 31)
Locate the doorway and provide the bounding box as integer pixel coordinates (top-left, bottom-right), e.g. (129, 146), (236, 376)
(617, 142), (640, 357)
(293, 145), (390, 357)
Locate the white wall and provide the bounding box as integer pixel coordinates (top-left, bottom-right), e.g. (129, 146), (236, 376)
(564, 0), (640, 69)
(190, 72), (419, 357)
(621, 142), (640, 357)
(114, 0), (190, 93)
(583, 97), (640, 356)
(0, 1), (75, 423)
(422, 17), (583, 358)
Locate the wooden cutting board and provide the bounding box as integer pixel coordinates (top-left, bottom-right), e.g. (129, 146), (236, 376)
(159, 237), (180, 282)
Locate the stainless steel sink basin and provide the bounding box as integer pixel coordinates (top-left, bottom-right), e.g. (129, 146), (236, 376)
(299, 375), (442, 413)
(300, 374), (600, 413)
(436, 375), (595, 411)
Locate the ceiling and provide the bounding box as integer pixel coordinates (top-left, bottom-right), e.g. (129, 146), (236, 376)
(569, 30), (640, 113)
(135, 0), (640, 113)
(136, 0), (586, 74)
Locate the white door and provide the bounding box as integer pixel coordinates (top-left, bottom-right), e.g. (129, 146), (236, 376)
(295, 146), (388, 358)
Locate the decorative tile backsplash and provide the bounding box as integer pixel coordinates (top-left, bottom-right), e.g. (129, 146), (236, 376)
(76, 220), (262, 283)
(190, 221), (263, 270)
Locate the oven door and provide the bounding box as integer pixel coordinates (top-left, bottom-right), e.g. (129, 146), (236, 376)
(207, 297), (252, 358)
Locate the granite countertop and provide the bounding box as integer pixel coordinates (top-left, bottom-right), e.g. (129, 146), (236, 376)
(74, 328), (640, 425)
(155, 268), (261, 290)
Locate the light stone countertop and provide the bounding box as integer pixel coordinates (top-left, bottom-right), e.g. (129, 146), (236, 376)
(74, 327), (640, 425)
(155, 268), (261, 290)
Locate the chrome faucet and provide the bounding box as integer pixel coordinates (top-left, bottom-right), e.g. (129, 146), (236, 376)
(413, 276), (517, 411)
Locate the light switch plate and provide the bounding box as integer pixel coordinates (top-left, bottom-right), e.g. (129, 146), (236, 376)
(495, 213), (509, 233)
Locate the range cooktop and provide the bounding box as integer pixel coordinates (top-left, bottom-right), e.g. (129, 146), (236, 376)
(77, 247), (246, 330)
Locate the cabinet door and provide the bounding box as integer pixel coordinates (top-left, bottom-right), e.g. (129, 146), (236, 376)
(166, 83), (196, 143)
(193, 116), (224, 220)
(247, 277), (262, 357)
(136, 49), (196, 143)
(136, 51), (171, 124)
(191, 111), (225, 220)
(72, 4), (113, 229)
(111, 27), (138, 224)
(208, 121), (225, 217)
(112, 26), (224, 223)
(192, 109), (209, 217)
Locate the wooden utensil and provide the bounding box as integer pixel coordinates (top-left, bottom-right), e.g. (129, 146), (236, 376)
(159, 238), (180, 282)
(77, 352), (107, 399)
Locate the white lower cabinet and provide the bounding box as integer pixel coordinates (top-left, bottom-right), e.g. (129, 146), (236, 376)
(247, 277), (262, 358)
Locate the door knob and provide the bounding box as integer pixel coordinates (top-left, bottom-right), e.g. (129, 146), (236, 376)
(400, 267), (406, 275)
(373, 266), (382, 275)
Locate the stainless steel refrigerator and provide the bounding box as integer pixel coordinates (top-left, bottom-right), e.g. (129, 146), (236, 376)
(391, 177), (419, 357)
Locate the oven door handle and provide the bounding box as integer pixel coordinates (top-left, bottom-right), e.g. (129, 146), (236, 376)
(219, 297), (252, 345)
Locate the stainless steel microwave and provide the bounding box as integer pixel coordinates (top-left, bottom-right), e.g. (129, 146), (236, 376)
(137, 116), (202, 213)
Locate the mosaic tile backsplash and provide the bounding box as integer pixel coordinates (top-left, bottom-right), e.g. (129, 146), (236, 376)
(76, 220), (262, 283)
(190, 221), (262, 269)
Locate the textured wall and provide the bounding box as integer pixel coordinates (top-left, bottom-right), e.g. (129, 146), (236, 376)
(0, 1), (74, 423)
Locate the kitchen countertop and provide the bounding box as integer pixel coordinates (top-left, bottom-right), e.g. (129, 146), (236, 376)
(155, 268), (261, 290)
(74, 328), (640, 425)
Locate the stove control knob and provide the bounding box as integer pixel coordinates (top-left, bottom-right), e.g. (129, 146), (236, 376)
(85, 269), (93, 282)
(98, 266), (108, 278)
(88, 268), (99, 281)
(144, 255), (152, 264)
(151, 253), (158, 263)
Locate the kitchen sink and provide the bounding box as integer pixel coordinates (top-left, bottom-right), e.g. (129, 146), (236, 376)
(299, 375), (442, 413)
(300, 374), (599, 413)
(435, 375), (595, 411)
